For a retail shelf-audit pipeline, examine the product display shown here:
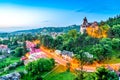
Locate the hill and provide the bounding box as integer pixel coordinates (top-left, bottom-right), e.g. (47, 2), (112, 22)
(0, 25), (80, 37)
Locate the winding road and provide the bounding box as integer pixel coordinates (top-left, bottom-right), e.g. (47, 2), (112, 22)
(40, 46), (120, 72)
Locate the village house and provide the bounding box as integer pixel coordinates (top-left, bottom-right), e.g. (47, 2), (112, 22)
(0, 44), (10, 54)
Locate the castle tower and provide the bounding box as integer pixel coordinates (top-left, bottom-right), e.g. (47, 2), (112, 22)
(80, 17), (88, 34)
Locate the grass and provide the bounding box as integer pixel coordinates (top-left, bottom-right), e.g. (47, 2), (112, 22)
(0, 65), (25, 76)
(45, 71), (76, 80)
(15, 65), (25, 72)
(43, 65), (67, 80)
(0, 56), (24, 76)
(5, 56), (20, 63)
(104, 49), (120, 64)
(0, 56), (20, 70)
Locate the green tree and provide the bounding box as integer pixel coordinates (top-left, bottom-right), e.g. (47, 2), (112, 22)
(68, 29), (78, 38)
(25, 58), (55, 80)
(75, 49), (89, 80)
(14, 47), (24, 57)
(41, 35), (54, 49)
(111, 25), (120, 38)
(90, 43), (112, 62)
(95, 67), (118, 80)
(0, 51), (2, 55)
(100, 38), (112, 47)
(35, 43), (41, 49)
(112, 38), (120, 49)
(54, 36), (64, 50)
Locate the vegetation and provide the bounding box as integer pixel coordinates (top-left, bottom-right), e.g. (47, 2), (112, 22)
(47, 71), (76, 80)
(22, 58), (55, 80)
(95, 67), (118, 80)
(0, 56), (20, 69)
(0, 15), (120, 80)
(14, 47), (24, 57)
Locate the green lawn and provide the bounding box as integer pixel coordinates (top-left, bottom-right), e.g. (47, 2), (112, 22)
(0, 56), (23, 76)
(5, 56), (20, 64)
(46, 71), (76, 80)
(0, 65), (25, 76)
(104, 50), (120, 64)
(15, 65), (25, 72)
(43, 65), (67, 80)
(0, 56), (20, 71)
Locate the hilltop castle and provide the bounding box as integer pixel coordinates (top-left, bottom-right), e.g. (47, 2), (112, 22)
(80, 17), (98, 34)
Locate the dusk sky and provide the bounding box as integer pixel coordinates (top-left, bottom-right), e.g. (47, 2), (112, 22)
(0, 0), (120, 32)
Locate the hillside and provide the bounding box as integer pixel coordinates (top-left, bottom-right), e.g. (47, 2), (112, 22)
(0, 25), (80, 37)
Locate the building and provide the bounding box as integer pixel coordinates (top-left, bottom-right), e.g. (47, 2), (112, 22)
(0, 44), (10, 54)
(80, 17), (98, 34)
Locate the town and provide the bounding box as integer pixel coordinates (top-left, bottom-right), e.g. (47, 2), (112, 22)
(0, 0), (120, 80)
(0, 16), (120, 80)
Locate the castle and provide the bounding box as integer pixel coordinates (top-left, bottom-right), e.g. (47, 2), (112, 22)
(80, 17), (98, 34)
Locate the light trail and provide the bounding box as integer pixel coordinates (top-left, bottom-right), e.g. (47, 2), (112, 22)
(23, 40), (120, 73)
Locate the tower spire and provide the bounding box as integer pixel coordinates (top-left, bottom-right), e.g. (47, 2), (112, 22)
(80, 17), (88, 34)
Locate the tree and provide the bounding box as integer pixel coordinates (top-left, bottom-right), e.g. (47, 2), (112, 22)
(14, 47), (24, 57)
(12, 39), (18, 45)
(62, 38), (75, 51)
(90, 44), (104, 62)
(100, 38), (112, 47)
(41, 35), (54, 49)
(90, 42), (112, 62)
(54, 36), (64, 50)
(75, 49), (89, 80)
(68, 29), (78, 38)
(112, 38), (120, 49)
(23, 41), (28, 54)
(0, 51), (2, 55)
(95, 67), (118, 80)
(25, 58), (55, 80)
(35, 43), (41, 49)
(110, 25), (120, 38)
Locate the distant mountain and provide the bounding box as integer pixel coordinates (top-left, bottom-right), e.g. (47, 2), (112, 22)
(0, 25), (80, 37)
(11, 25), (80, 34)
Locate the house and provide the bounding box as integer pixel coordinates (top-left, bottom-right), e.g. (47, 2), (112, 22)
(84, 52), (93, 58)
(55, 50), (61, 55)
(61, 50), (74, 57)
(0, 44), (10, 54)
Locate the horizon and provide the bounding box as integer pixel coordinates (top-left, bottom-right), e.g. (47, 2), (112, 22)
(0, 0), (120, 32)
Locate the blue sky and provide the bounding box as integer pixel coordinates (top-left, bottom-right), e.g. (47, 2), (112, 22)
(0, 0), (120, 32)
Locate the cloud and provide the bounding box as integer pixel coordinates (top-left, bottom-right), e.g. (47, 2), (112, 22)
(0, 5), (56, 28)
(75, 6), (120, 14)
(41, 20), (49, 23)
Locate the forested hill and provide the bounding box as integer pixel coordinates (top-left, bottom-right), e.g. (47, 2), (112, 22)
(106, 15), (120, 27)
(12, 25), (80, 34)
(0, 25), (80, 37)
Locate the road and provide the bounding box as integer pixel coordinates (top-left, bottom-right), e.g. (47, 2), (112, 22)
(40, 46), (120, 72)
(25, 40), (120, 72)
(40, 47), (96, 72)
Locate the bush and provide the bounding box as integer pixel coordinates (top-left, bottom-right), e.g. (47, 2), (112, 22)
(14, 47), (24, 57)
(25, 58), (55, 80)
(0, 52), (2, 55)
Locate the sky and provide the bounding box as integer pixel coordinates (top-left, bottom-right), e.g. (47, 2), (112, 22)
(0, 0), (120, 32)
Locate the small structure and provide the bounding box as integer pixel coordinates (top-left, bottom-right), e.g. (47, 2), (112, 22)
(0, 72), (21, 80)
(61, 50), (74, 58)
(26, 41), (36, 49)
(0, 55), (6, 60)
(24, 52), (46, 65)
(84, 52), (93, 58)
(28, 52), (46, 60)
(0, 44), (10, 54)
(55, 50), (61, 55)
